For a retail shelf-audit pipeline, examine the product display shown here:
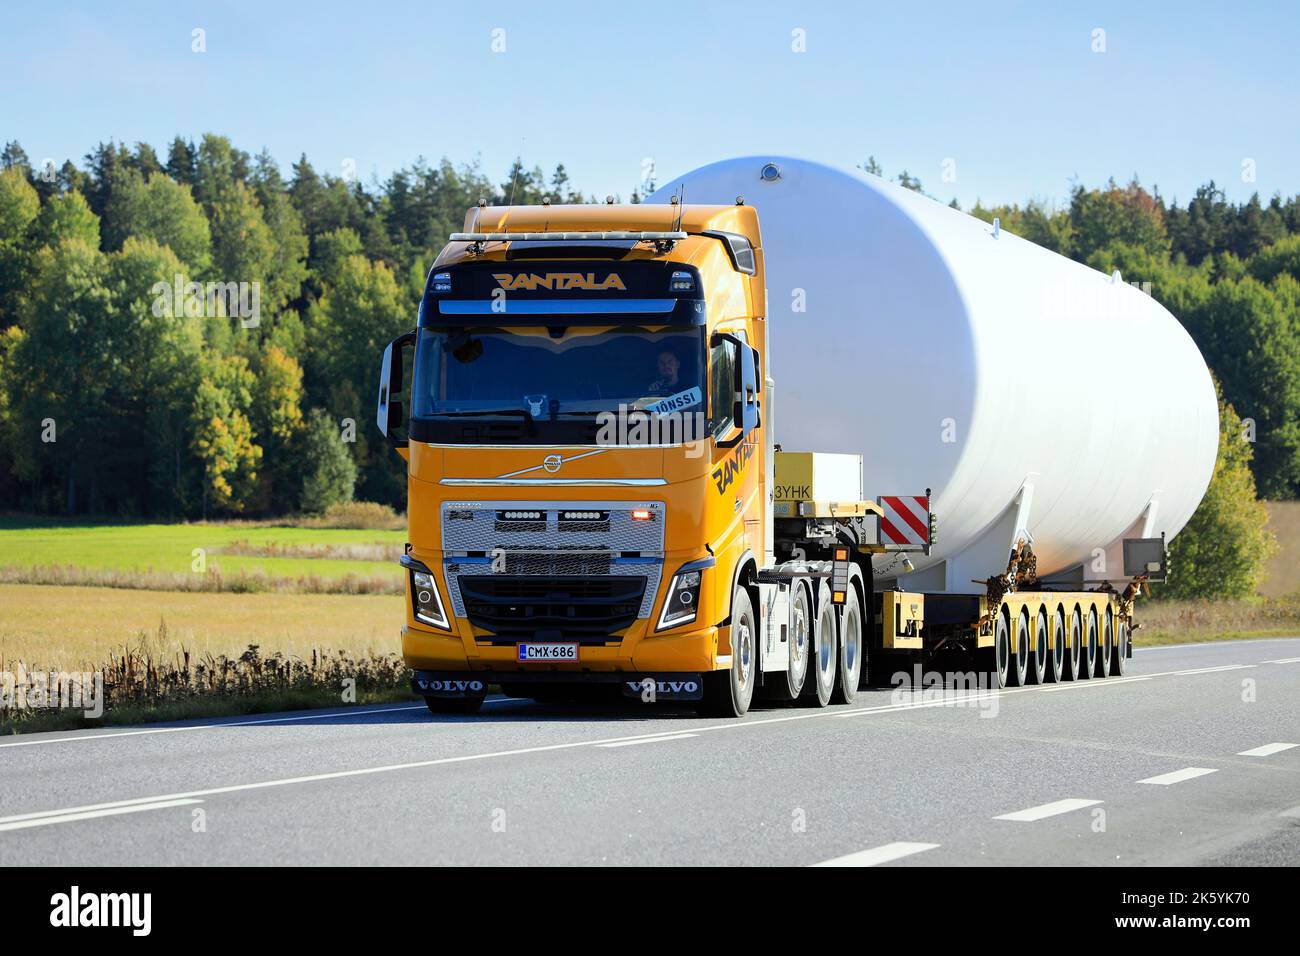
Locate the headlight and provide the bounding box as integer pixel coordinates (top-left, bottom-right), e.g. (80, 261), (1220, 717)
(657, 568), (702, 630)
(410, 568), (449, 629)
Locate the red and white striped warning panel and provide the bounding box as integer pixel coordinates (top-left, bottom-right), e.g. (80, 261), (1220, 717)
(879, 495), (930, 547)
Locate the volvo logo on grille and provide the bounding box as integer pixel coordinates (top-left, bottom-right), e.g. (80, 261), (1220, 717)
(543, 454), (563, 473)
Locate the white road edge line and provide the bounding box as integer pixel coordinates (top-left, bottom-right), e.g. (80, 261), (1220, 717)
(994, 798), (1102, 821)
(597, 733), (698, 749)
(1172, 665), (1255, 676)
(0, 798), (203, 833)
(1263, 657), (1300, 664)
(1236, 742), (1298, 757)
(812, 842), (940, 867)
(1041, 676), (1150, 691)
(1138, 767), (1218, 785)
(0, 704), (427, 749)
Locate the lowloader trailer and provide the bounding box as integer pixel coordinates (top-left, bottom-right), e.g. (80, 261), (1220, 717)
(376, 157), (1217, 717)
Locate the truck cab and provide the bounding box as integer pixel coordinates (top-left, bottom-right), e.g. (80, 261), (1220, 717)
(378, 201), (794, 716)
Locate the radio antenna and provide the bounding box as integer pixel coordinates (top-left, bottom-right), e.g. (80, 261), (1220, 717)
(671, 184), (685, 233)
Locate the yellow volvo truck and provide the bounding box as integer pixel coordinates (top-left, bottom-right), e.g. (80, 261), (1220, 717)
(376, 200), (1161, 716)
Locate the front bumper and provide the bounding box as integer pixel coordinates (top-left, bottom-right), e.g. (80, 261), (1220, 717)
(413, 669), (705, 701)
(402, 622), (722, 673)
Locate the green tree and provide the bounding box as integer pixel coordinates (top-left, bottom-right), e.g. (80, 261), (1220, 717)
(1069, 178), (1169, 264)
(307, 252), (409, 504)
(1246, 233), (1300, 285)
(1181, 278), (1300, 498)
(252, 344), (305, 511)
(33, 190), (100, 249)
(7, 238), (113, 511)
(189, 354), (262, 514)
(299, 407), (356, 513)
(105, 172), (212, 272)
(1160, 392), (1276, 599)
(0, 167), (41, 327)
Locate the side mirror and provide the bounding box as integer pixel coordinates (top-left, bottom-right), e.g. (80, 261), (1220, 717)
(377, 330), (416, 446)
(738, 342), (760, 433)
(711, 332), (761, 449)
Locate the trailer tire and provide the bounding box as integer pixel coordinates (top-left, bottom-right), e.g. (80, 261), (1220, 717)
(1082, 609), (1099, 679)
(832, 586), (863, 704)
(1008, 608), (1029, 687)
(1045, 606), (1065, 683)
(424, 695), (484, 715)
(984, 609), (1012, 690)
(1112, 621), (1129, 676)
(1096, 612), (1114, 678)
(1065, 608), (1083, 681)
(799, 581), (838, 707)
(1028, 608), (1048, 685)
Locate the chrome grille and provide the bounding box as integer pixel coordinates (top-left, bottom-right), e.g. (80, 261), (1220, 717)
(441, 500), (665, 623)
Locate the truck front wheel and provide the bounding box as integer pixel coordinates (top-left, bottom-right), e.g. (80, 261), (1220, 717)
(701, 585), (757, 717)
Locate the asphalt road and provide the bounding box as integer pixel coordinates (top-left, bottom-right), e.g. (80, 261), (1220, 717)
(2, 638), (1298, 866)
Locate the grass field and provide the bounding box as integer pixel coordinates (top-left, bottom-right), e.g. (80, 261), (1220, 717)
(0, 518), (403, 592)
(0, 584), (404, 669)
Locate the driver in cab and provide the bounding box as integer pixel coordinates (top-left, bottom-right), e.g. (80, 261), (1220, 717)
(648, 350), (680, 396)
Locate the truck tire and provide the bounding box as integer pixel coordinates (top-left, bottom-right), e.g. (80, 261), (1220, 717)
(979, 609), (1012, 689)
(700, 585), (757, 717)
(1028, 609), (1048, 685)
(799, 581), (838, 707)
(1045, 607), (1065, 683)
(424, 695), (485, 715)
(832, 585), (864, 704)
(1098, 613), (1115, 678)
(1008, 608), (1029, 687)
(771, 578), (811, 701)
(1081, 610), (1099, 680)
(1065, 608), (1083, 681)
(1112, 622), (1129, 676)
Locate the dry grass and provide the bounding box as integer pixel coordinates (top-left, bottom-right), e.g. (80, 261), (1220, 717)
(292, 501), (406, 531)
(1136, 595), (1300, 645)
(0, 622), (412, 733)
(1260, 501), (1300, 598)
(216, 538), (402, 562)
(0, 584), (404, 668)
(0, 564), (401, 595)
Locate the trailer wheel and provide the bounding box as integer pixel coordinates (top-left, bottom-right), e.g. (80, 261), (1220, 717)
(1045, 607), (1065, 683)
(701, 584), (757, 717)
(1112, 622), (1129, 676)
(984, 609), (1012, 689)
(1097, 612), (1115, 678)
(1081, 609), (1099, 679)
(799, 581), (838, 707)
(424, 695), (484, 715)
(832, 585), (864, 704)
(1065, 608), (1083, 681)
(1007, 608), (1029, 687)
(1028, 609), (1048, 685)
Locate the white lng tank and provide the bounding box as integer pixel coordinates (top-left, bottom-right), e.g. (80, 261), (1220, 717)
(652, 157), (1217, 593)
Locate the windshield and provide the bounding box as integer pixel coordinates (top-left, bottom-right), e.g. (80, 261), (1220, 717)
(413, 325), (706, 426)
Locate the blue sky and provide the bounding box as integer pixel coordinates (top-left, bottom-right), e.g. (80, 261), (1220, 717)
(3, 1), (1297, 209)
